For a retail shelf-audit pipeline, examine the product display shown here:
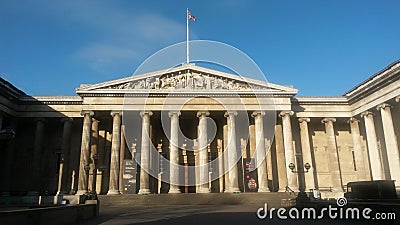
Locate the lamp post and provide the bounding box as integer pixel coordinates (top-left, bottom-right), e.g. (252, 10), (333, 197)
(90, 154), (99, 198)
(288, 162), (311, 203)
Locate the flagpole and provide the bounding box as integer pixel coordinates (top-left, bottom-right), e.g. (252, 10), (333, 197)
(186, 8), (189, 64)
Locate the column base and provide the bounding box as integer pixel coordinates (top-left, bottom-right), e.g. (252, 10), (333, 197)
(257, 187), (270, 192)
(56, 191), (67, 195)
(225, 187), (240, 193)
(75, 190), (88, 195)
(168, 188), (182, 194)
(138, 189), (151, 195)
(107, 190), (121, 195)
(197, 187), (211, 193)
(277, 188), (286, 192)
(320, 191), (344, 199)
(286, 186), (299, 193)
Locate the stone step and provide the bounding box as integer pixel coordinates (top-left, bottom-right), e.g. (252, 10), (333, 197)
(98, 192), (294, 208)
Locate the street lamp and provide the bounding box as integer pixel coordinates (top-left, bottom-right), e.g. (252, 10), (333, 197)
(288, 162), (312, 204)
(288, 163), (295, 172)
(288, 162), (310, 173)
(304, 163), (311, 172)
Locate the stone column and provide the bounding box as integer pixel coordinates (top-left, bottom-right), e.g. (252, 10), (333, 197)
(279, 111), (298, 191)
(58, 118), (73, 195)
(118, 125), (126, 194)
(88, 119), (99, 192)
(217, 139), (224, 193)
(33, 118), (45, 170)
(138, 111), (152, 194)
(1, 117), (16, 196)
(197, 111), (210, 193)
(223, 124), (230, 192)
(298, 118), (316, 191)
(321, 118), (343, 192)
(275, 124), (288, 192)
(96, 130), (105, 194)
(377, 104), (400, 189)
(103, 132), (112, 193)
(224, 111), (240, 193)
(169, 111), (181, 193)
(0, 112), (3, 130)
(31, 118), (46, 193)
(108, 111), (122, 195)
(252, 111), (269, 192)
(361, 111), (384, 180)
(77, 110), (94, 195)
(347, 118), (367, 180)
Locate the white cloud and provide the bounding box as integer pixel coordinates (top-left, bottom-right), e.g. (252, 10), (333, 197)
(32, 0), (186, 72)
(133, 13), (186, 42)
(74, 43), (139, 72)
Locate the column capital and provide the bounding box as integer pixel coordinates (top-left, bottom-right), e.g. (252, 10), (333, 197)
(279, 111), (293, 118)
(376, 103), (392, 111)
(168, 111), (181, 117)
(224, 111), (238, 118)
(81, 110), (94, 117)
(110, 111), (122, 117)
(197, 110), (210, 118)
(298, 117), (310, 123)
(140, 111), (153, 117)
(321, 117), (336, 124)
(360, 111), (374, 118)
(60, 117), (73, 124)
(251, 111), (265, 118)
(347, 117), (359, 124)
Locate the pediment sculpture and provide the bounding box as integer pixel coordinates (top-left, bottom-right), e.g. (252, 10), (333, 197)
(105, 72), (265, 91)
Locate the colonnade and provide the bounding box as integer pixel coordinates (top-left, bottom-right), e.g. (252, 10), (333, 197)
(29, 99), (400, 195)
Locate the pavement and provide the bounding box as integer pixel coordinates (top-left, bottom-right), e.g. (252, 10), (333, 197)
(74, 193), (399, 225)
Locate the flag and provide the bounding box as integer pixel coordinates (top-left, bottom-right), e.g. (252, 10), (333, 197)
(188, 11), (196, 22)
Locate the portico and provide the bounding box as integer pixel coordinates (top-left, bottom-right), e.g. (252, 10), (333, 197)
(1, 61), (400, 199)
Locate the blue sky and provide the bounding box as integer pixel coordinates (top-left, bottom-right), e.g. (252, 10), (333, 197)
(1, 0), (399, 96)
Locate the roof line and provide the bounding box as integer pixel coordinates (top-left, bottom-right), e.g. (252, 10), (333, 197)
(343, 59), (400, 96)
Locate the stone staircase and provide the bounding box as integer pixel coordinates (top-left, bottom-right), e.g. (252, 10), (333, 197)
(98, 192), (295, 208)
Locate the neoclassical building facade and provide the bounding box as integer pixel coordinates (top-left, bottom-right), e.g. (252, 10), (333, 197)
(0, 61), (399, 199)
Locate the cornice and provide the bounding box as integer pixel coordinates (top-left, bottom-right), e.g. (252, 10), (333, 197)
(344, 60), (400, 103)
(292, 96), (349, 105)
(19, 96), (83, 105)
(78, 92), (296, 98)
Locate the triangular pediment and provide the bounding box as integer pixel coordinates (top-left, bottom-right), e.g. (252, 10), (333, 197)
(76, 64), (298, 95)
